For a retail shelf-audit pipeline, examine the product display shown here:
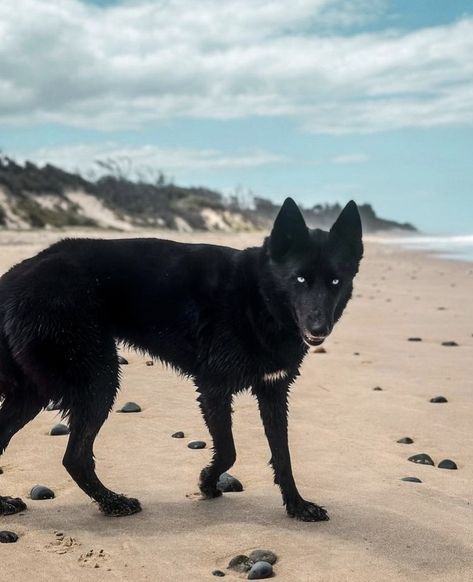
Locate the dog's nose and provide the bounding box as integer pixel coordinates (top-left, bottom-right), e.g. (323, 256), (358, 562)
(307, 324), (329, 338)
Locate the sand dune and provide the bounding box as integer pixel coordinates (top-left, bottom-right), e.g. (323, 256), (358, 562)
(0, 230), (472, 581)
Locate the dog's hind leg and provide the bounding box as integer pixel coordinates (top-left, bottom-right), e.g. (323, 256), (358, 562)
(254, 381), (329, 522)
(0, 393), (44, 515)
(62, 359), (142, 517)
(197, 391), (236, 499)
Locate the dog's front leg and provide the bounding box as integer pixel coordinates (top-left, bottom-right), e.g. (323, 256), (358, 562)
(197, 391), (236, 499)
(254, 382), (329, 522)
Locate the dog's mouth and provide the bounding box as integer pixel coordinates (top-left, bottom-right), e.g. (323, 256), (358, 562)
(302, 333), (328, 347)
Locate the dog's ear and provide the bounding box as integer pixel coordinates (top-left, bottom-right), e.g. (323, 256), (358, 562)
(269, 197), (309, 260)
(330, 200), (363, 261)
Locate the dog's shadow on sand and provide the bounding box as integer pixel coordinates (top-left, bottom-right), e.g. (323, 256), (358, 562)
(14, 493), (472, 576)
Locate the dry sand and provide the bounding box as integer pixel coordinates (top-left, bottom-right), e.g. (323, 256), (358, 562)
(0, 229), (472, 581)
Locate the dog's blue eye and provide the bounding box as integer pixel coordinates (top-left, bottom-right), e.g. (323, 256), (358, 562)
(296, 276), (306, 284)
(331, 278), (340, 286)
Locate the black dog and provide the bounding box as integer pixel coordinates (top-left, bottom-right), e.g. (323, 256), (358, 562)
(0, 198), (362, 522)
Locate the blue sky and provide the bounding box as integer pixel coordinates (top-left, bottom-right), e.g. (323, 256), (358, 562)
(0, 0), (472, 233)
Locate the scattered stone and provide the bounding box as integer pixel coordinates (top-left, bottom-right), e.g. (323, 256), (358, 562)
(46, 401), (61, 411)
(313, 347), (327, 354)
(408, 337), (422, 342)
(353, 352), (360, 356)
(212, 571), (225, 577)
(50, 423), (70, 436)
(188, 440), (206, 449)
(0, 467), (3, 474)
(438, 459), (458, 470)
(372, 386), (383, 391)
(117, 402), (141, 413)
(30, 485), (55, 500)
(118, 356), (128, 365)
(248, 550), (278, 565)
(437, 307), (446, 311)
(397, 437), (414, 444)
(408, 453), (434, 466)
(248, 561), (273, 580)
(0, 531), (18, 543)
(430, 396), (448, 403)
(228, 555), (252, 573)
(401, 477), (422, 483)
(172, 431), (185, 439)
(441, 341), (458, 347)
(145, 360), (154, 366)
(217, 473), (243, 493)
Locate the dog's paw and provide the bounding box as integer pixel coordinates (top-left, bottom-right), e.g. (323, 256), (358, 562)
(286, 499), (329, 522)
(199, 482), (223, 499)
(198, 467), (223, 499)
(99, 494), (142, 517)
(0, 496), (27, 516)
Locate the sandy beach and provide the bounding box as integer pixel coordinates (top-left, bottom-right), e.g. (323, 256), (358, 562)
(0, 229), (472, 581)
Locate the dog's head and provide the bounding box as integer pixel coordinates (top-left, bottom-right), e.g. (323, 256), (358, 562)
(265, 197), (363, 347)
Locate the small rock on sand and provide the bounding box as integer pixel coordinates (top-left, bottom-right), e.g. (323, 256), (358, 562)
(401, 477), (422, 483)
(50, 423), (70, 436)
(441, 341), (458, 347)
(30, 485), (55, 500)
(408, 453), (434, 466)
(228, 555), (252, 573)
(408, 337), (422, 342)
(217, 473), (243, 493)
(212, 571), (225, 577)
(118, 356), (128, 365)
(313, 347), (327, 354)
(397, 437), (414, 444)
(188, 440), (206, 449)
(373, 386), (383, 391)
(430, 396), (448, 403)
(0, 531), (18, 543)
(248, 561), (273, 580)
(438, 459), (458, 470)
(172, 431), (185, 438)
(117, 402), (141, 413)
(145, 360), (154, 366)
(248, 550), (278, 565)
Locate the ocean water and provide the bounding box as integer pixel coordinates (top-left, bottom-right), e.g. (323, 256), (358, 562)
(375, 234), (473, 263)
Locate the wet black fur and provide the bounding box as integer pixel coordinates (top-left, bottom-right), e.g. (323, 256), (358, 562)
(0, 198), (362, 521)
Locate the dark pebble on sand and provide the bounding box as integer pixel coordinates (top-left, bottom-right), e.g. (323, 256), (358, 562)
(313, 347), (327, 354)
(145, 360), (154, 366)
(0, 467), (3, 474)
(353, 352), (360, 356)
(248, 550), (278, 565)
(217, 473), (243, 493)
(118, 356), (128, 364)
(30, 485), (55, 500)
(441, 341), (458, 347)
(50, 423), (70, 436)
(438, 459), (458, 470)
(117, 402), (141, 413)
(228, 555), (252, 573)
(212, 571), (225, 577)
(408, 337), (422, 342)
(248, 561), (273, 580)
(0, 531), (18, 543)
(373, 386), (383, 391)
(430, 396), (448, 403)
(397, 437), (414, 444)
(172, 431), (185, 438)
(188, 440), (206, 449)
(408, 453), (434, 466)
(46, 401), (61, 411)
(401, 477), (422, 483)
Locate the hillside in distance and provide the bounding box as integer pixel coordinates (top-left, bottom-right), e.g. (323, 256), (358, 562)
(0, 156), (417, 233)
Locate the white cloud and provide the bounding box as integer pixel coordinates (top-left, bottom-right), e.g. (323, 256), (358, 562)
(0, 0), (472, 133)
(331, 153), (369, 164)
(16, 143), (287, 175)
